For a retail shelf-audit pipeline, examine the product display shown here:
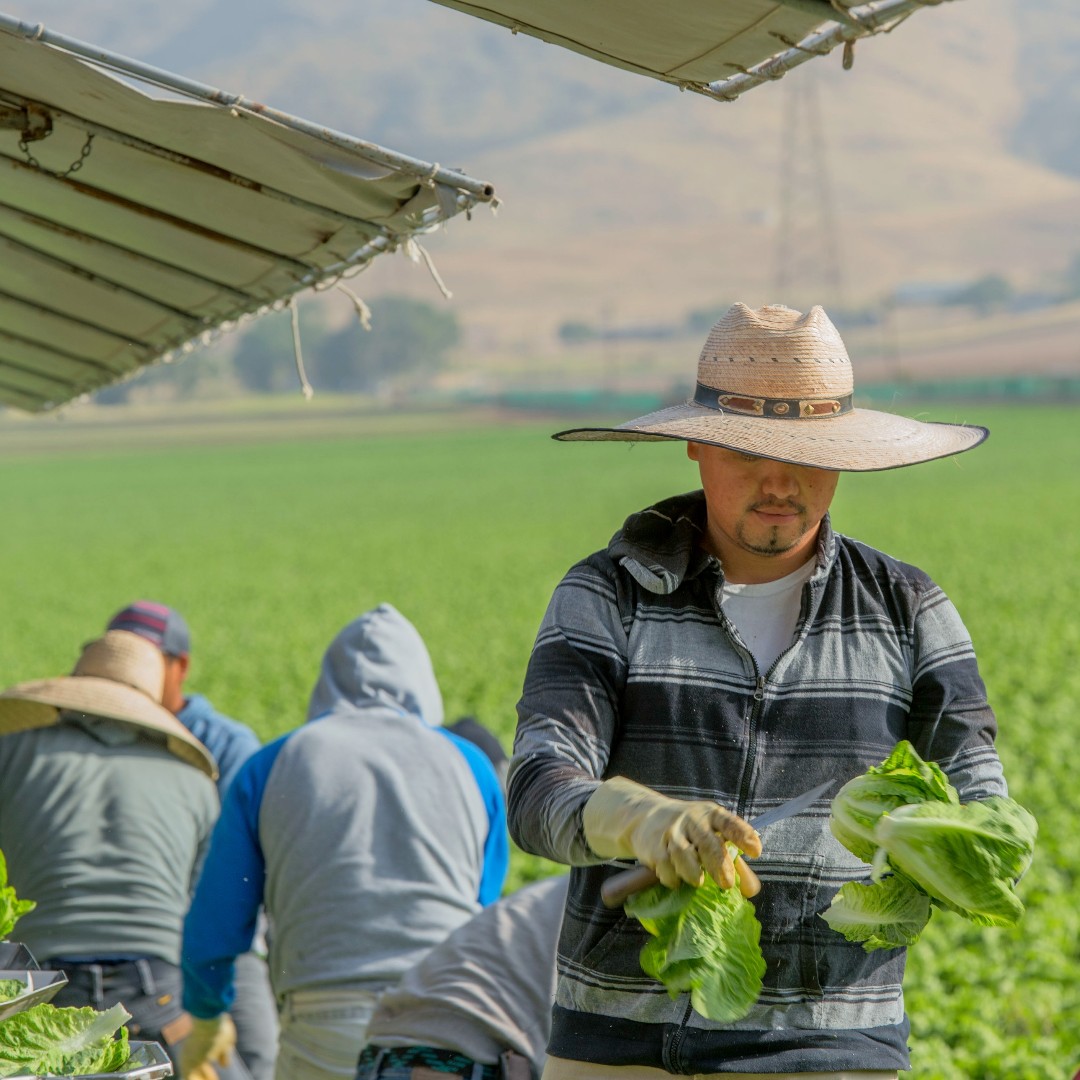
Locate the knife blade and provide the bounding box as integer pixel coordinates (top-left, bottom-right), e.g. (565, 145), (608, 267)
(599, 777), (836, 908)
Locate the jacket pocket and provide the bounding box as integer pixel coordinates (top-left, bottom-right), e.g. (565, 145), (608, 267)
(751, 850), (826, 998)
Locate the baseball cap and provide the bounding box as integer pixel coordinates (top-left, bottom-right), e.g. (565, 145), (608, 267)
(107, 600), (191, 657)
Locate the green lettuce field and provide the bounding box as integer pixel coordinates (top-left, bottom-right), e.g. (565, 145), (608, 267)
(0, 404), (1075, 1076)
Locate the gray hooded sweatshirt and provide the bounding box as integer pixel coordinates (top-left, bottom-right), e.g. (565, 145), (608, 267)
(182, 604), (505, 1016)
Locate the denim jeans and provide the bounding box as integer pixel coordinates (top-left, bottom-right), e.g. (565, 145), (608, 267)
(48, 957), (252, 1080)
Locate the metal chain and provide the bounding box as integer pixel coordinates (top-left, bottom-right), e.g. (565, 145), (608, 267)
(17, 130), (95, 178)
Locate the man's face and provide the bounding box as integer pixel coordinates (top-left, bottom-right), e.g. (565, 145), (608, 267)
(686, 442), (840, 584)
(160, 653), (190, 715)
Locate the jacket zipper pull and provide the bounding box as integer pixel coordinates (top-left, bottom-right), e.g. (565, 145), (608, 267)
(753, 675), (765, 702)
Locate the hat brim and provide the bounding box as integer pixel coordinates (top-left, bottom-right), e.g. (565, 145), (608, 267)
(0, 676), (217, 779)
(554, 402), (988, 472)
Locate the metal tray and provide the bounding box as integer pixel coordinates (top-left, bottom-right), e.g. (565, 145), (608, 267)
(0, 969), (69, 1022)
(0, 942), (38, 969)
(5, 1040), (173, 1080)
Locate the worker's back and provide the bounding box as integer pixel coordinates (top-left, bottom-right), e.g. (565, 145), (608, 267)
(0, 716), (216, 963)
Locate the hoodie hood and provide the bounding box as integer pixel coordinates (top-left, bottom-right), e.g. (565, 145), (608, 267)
(306, 604), (444, 727)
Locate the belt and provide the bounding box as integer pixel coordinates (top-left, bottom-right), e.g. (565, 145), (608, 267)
(358, 1045), (500, 1079)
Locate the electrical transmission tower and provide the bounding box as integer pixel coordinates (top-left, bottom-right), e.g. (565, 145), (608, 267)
(772, 68), (846, 310)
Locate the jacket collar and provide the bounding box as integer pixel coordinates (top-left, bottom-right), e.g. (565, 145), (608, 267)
(608, 489), (837, 595)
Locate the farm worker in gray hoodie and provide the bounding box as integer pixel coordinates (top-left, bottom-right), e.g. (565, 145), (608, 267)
(181, 603), (509, 1080)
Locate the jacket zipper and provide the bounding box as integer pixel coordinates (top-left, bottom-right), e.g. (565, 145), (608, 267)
(664, 996), (696, 1072)
(736, 672), (766, 818)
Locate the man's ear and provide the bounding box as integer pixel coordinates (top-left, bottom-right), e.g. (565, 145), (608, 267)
(686, 441), (701, 462)
(176, 653), (191, 682)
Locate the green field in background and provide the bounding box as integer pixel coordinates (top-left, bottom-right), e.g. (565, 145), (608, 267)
(0, 404), (1076, 1076)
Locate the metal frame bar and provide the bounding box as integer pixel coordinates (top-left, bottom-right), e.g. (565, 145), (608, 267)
(0, 13), (495, 203)
(0, 229), (208, 327)
(0, 201), (262, 304)
(0, 355), (76, 390)
(0, 152), (319, 278)
(0, 327), (118, 374)
(698, 0), (952, 101)
(0, 285), (154, 348)
(0, 374), (46, 408)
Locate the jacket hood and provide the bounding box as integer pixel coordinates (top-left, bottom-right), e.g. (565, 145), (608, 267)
(608, 489), (836, 595)
(306, 604), (444, 726)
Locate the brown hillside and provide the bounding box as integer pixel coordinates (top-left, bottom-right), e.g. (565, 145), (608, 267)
(10, 0), (1080, 374)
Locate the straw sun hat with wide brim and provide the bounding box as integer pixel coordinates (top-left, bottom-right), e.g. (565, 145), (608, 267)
(0, 630), (217, 779)
(555, 303), (988, 472)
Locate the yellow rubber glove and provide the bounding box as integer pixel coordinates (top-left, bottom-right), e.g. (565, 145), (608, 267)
(180, 1014), (237, 1080)
(584, 776), (763, 893)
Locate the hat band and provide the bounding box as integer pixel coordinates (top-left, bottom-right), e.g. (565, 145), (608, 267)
(694, 383), (852, 419)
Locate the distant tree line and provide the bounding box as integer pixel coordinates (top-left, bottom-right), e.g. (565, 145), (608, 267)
(232, 296), (459, 395)
(95, 296), (460, 405)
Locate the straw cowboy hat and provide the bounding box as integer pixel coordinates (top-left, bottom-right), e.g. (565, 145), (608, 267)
(0, 630), (217, 778)
(555, 303), (988, 471)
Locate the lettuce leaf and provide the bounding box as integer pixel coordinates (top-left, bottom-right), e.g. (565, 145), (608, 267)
(874, 797), (1037, 927)
(0, 1003), (131, 1077)
(0, 850), (35, 941)
(0, 980), (26, 1004)
(624, 867), (765, 1023)
(829, 740), (957, 863)
(821, 873), (932, 950)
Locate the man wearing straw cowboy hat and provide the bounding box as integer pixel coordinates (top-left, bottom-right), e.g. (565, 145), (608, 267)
(509, 303), (1009, 1078)
(0, 630), (225, 1073)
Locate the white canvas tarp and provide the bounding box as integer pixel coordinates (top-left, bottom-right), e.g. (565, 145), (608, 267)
(425, 0), (958, 100)
(0, 15), (496, 412)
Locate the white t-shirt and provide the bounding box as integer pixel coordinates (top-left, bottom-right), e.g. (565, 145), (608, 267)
(720, 557), (817, 674)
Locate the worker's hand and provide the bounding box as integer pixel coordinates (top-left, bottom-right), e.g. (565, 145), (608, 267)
(584, 776), (762, 892)
(180, 1014), (237, 1080)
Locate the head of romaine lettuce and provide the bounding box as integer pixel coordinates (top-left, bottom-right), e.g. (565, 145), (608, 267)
(624, 866), (765, 1023)
(873, 796), (1037, 927)
(829, 740), (957, 863)
(822, 742), (1037, 951)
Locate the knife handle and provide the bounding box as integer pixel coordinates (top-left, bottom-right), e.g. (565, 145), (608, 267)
(601, 864), (659, 908)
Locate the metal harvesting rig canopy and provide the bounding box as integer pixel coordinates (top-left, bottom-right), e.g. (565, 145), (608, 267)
(0, 13), (497, 412)
(425, 0), (960, 101)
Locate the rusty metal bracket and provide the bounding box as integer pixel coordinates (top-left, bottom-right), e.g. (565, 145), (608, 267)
(0, 102), (53, 141)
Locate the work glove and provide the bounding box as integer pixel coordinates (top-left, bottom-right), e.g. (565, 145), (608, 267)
(583, 776), (763, 894)
(180, 1014), (237, 1080)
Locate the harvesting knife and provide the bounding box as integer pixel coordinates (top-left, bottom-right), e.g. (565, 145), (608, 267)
(600, 778), (836, 908)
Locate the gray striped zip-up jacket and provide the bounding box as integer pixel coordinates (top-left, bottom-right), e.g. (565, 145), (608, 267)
(508, 490), (1005, 1075)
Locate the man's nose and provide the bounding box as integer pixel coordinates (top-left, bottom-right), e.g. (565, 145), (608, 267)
(758, 464), (800, 498)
